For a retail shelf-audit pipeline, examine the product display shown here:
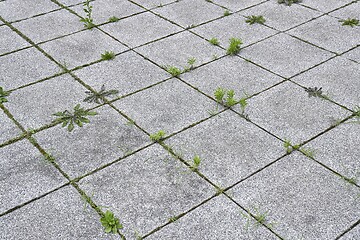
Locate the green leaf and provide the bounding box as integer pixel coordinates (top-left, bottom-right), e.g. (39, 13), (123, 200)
(105, 227), (112, 233)
(68, 122), (74, 132)
(86, 111), (98, 116)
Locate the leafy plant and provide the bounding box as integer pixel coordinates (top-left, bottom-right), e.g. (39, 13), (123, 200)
(277, 0), (301, 6)
(169, 216), (178, 222)
(214, 88), (238, 107)
(208, 37), (219, 45)
(100, 210), (123, 234)
(245, 15), (266, 25)
(150, 130), (166, 142)
(52, 104), (97, 132)
(166, 66), (182, 77)
(190, 155), (201, 171)
(108, 16), (120, 22)
(214, 87), (226, 103)
(183, 57), (196, 72)
(240, 207), (276, 230)
(300, 147), (315, 158)
(227, 38), (242, 55)
(225, 89), (237, 107)
(339, 18), (359, 27)
(224, 10), (231, 16)
(0, 87), (10, 103)
(304, 86), (329, 99)
(101, 51), (115, 60)
(283, 139), (300, 153)
(239, 97), (248, 114)
(80, 0), (95, 29)
(83, 85), (119, 104)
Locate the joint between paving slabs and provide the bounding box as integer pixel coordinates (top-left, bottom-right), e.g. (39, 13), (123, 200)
(335, 218), (360, 240)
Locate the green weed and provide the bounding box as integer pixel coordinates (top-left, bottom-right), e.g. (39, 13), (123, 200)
(224, 10), (231, 16)
(183, 57), (196, 72)
(80, 0), (95, 29)
(166, 66), (182, 77)
(190, 155), (201, 171)
(83, 85), (119, 104)
(0, 86), (10, 103)
(278, 0), (301, 6)
(339, 18), (359, 27)
(149, 130), (166, 142)
(214, 87), (239, 107)
(283, 139), (300, 153)
(300, 147), (315, 158)
(101, 51), (115, 60)
(108, 16), (120, 22)
(208, 37), (219, 45)
(226, 37), (242, 55)
(245, 15), (266, 25)
(100, 210), (123, 234)
(240, 207), (276, 230)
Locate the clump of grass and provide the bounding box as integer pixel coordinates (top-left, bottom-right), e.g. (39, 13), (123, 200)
(183, 57), (196, 72)
(80, 0), (95, 29)
(226, 37), (242, 55)
(165, 66), (182, 77)
(208, 37), (219, 45)
(224, 10), (231, 16)
(100, 210), (123, 234)
(214, 87), (238, 107)
(101, 51), (115, 60)
(108, 16), (120, 22)
(240, 207), (276, 230)
(83, 85), (119, 104)
(190, 155), (201, 171)
(0, 86), (10, 103)
(150, 130), (166, 142)
(283, 139), (300, 153)
(339, 18), (359, 27)
(245, 15), (266, 25)
(278, 0), (301, 6)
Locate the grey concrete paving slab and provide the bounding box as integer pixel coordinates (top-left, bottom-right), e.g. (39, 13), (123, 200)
(230, 152), (360, 240)
(0, 110), (22, 144)
(0, 47), (61, 90)
(78, 144), (214, 238)
(191, 12), (278, 48)
(112, 79), (215, 134)
(12, 9), (83, 43)
(39, 28), (128, 69)
(329, 1), (359, 19)
(0, 139), (66, 213)
(100, 11), (182, 48)
(239, 33), (335, 78)
(131, 0), (175, 9)
(0, 25), (30, 55)
(74, 51), (168, 96)
(245, 81), (350, 144)
(58, 0), (85, 6)
(0, 0), (60, 22)
(5, 74), (90, 129)
(300, 0), (354, 13)
(0, 185), (119, 240)
(340, 224), (360, 240)
(164, 110), (284, 187)
(239, 0), (321, 31)
(292, 56), (360, 108)
(153, 0), (224, 28)
(181, 54), (284, 97)
(34, 105), (149, 179)
(136, 31), (224, 68)
(147, 195), (279, 240)
(343, 46), (360, 63)
(213, 0), (265, 12)
(288, 15), (360, 54)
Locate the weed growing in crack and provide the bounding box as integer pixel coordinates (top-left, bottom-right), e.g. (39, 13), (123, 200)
(283, 139), (300, 153)
(342, 176), (357, 185)
(149, 130), (166, 142)
(165, 66), (182, 77)
(224, 10), (231, 16)
(227, 37), (242, 55)
(277, 0), (301, 6)
(245, 15), (266, 25)
(83, 85), (119, 104)
(300, 147), (315, 158)
(169, 216), (179, 222)
(183, 57), (196, 72)
(214, 87), (238, 107)
(304, 86), (329, 100)
(101, 51), (115, 60)
(80, 0), (95, 29)
(52, 104), (97, 132)
(190, 155), (201, 171)
(108, 16), (120, 22)
(208, 37), (219, 46)
(240, 207), (276, 230)
(0, 86), (10, 103)
(339, 18), (359, 27)
(100, 210), (123, 234)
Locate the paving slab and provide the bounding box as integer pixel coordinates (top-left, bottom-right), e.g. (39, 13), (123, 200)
(213, 0), (265, 12)
(288, 15), (360, 54)
(245, 81), (350, 144)
(0, 185), (119, 240)
(58, 0), (85, 6)
(0, 47), (61, 90)
(343, 46), (360, 63)
(0, 25), (30, 55)
(239, 33), (335, 78)
(0, 139), (66, 214)
(147, 194), (279, 240)
(329, 1), (359, 19)
(131, 0), (175, 9)
(34, 105), (150, 179)
(78, 144), (214, 238)
(39, 28), (128, 69)
(112, 79), (215, 134)
(74, 51), (168, 96)
(0, 109), (22, 144)
(300, 0), (354, 13)
(100, 11), (182, 48)
(164, 110), (284, 187)
(230, 152), (360, 240)
(340, 224), (360, 240)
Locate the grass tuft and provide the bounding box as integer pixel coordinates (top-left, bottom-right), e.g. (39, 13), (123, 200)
(226, 37), (242, 55)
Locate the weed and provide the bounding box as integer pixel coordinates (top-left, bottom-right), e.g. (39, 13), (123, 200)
(224, 10), (231, 16)
(214, 87), (226, 103)
(169, 216), (178, 222)
(305, 86), (329, 99)
(83, 85), (119, 104)
(150, 130), (166, 142)
(190, 155), (201, 171)
(52, 104), (97, 132)
(0, 86), (10, 103)
(226, 38), (242, 55)
(339, 18), (359, 27)
(239, 97), (248, 114)
(225, 89), (237, 107)
(166, 66), (182, 77)
(214, 87), (239, 107)
(283, 139), (299, 153)
(101, 51), (115, 60)
(300, 147), (315, 158)
(240, 207), (276, 230)
(100, 210), (123, 234)
(80, 0), (95, 29)
(342, 176), (357, 185)
(183, 57), (196, 72)
(277, 0), (301, 6)
(215, 186), (226, 196)
(108, 16), (120, 22)
(208, 37), (219, 45)
(245, 15), (266, 25)
(212, 54), (218, 60)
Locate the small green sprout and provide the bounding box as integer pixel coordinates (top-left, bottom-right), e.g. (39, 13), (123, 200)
(208, 37), (219, 45)
(214, 87), (226, 103)
(149, 130), (166, 142)
(100, 210), (123, 234)
(300, 147), (315, 158)
(283, 139), (300, 153)
(224, 10), (231, 16)
(339, 18), (359, 27)
(225, 89), (237, 107)
(108, 16), (120, 22)
(190, 155), (201, 171)
(101, 51), (115, 60)
(169, 216), (178, 222)
(245, 15), (266, 25)
(226, 37), (242, 55)
(240, 207), (276, 230)
(214, 88), (239, 107)
(83, 85), (119, 104)
(183, 57), (196, 72)
(278, 0), (301, 6)
(0, 87), (10, 103)
(166, 66), (182, 77)
(80, 0), (95, 29)
(239, 97), (248, 113)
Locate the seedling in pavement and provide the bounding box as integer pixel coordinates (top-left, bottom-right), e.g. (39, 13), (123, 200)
(224, 10), (231, 16)
(52, 104), (97, 132)
(339, 18), (359, 27)
(245, 15), (266, 25)
(150, 130), (166, 142)
(83, 85), (119, 104)
(240, 207), (276, 230)
(300, 147), (315, 158)
(225, 89), (237, 107)
(183, 57), (196, 72)
(278, 0), (301, 6)
(227, 38), (242, 55)
(0, 87), (10, 103)
(100, 210), (123, 234)
(190, 155), (201, 171)
(209, 37), (219, 46)
(214, 87), (239, 107)
(166, 66), (182, 77)
(80, 0), (95, 29)
(214, 87), (226, 103)
(283, 139), (300, 153)
(101, 51), (115, 60)
(108, 16), (120, 22)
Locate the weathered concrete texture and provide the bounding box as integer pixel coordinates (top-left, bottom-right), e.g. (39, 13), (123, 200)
(343, 46), (360, 63)
(245, 81), (350, 144)
(300, 0), (354, 13)
(329, 1), (359, 19)
(78, 144), (214, 238)
(288, 15), (360, 54)
(0, 140), (66, 213)
(112, 79), (215, 134)
(164, 110), (284, 187)
(0, 25), (30, 55)
(239, 33), (334, 78)
(239, 0), (321, 31)
(230, 152), (360, 240)
(0, 47), (60, 90)
(0, 185), (120, 240)
(58, 0), (84, 6)
(213, 0), (265, 12)
(0, 110), (22, 144)
(74, 51), (168, 97)
(136, 31), (224, 68)
(153, 0), (224, 28)
(340, 224), (360, 240)
(100, 11), (182, 48)
(40, 28), (128, 69)
(34, 105), (149, 179)
(192, 12), (277, 48)
(292, 56), (360, 108)
(131, 0), (175, 9)
(147, 195), (279, 240)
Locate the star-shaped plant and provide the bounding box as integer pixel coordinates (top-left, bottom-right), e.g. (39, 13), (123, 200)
(339, 18), (359, 27)
(0, 87), (10, 103)
(305, 87), (323, 98)
(245, 15), (266, 25)
(278, 0), (301, 6)
(83, 85), (119, 104)
(100, 210), (123, 234)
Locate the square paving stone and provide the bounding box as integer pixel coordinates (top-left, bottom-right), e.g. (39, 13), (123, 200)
(136, 31), (224, 69)
(78, 144), (214, 238)
(0, 110), (22, 144)
(213, 0), (265, 12)
(40, 28), (128, 69)
(288, 15), (360, 54)
(112, 79), (215, 134)
(147, 195), (278, 240)
(100, 11), (182, 48)
(343, 46), (360, 63)
(329, 1), (359, 19)
(131, 0), (175, 9)
(0, 140), (66, 214)
(13, 9), (83, 43)
(0, 25), (30, 55)
(153, 0), (224, 28)
(192, 12), (277, 48)
(230, 152), (360, 240)
(165, 110), (284, 187)
(0, 185), (119, 240)
(6, 74), (90, 129)
(245, 81), (349, 144)
(0, 0), (59, 22)
(300, 0), (354, 13)
(58, 0), (84, 6)
(292, 56), (360, 108)
(239, 33), (334, 78)
(74, 51), (168, 96)
(181, 54), (284, 97)
(0, 47), (61, 90)
(34, 105), (149, 179)
(239, 0), (321, 31)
